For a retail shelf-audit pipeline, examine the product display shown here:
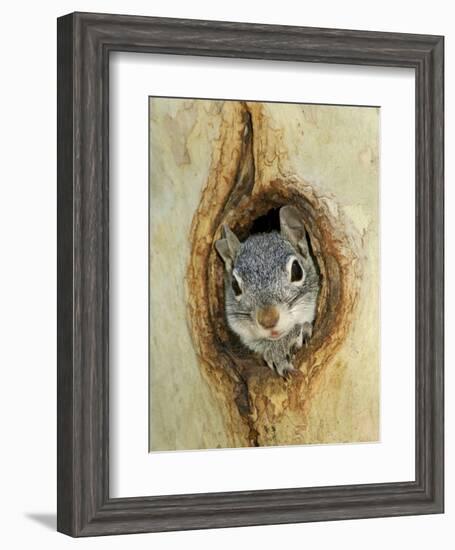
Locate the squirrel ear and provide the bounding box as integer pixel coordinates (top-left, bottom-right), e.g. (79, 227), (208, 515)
(280, 206), (309, 258)
(215, 224), (241, 269)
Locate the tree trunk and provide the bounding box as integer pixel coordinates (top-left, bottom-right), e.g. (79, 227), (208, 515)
(149, 98), (379, 451)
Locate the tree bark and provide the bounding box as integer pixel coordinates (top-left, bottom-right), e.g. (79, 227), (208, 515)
(150, 98), (379, 450)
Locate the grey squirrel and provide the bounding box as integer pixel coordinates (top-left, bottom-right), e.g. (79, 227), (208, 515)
(215, 205), (320, 378)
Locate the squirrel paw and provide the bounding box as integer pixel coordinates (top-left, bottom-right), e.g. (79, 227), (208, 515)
(292, 323), (313, 351)
(276, 362), (297, 380)
(264, 354), (297, 379)
(301, 322), (313, 347)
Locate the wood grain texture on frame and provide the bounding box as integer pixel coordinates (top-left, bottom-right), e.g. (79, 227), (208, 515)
(57, 11), (444, 536)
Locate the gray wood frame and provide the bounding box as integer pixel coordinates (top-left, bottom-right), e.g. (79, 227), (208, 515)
(57, 12), (444, 537)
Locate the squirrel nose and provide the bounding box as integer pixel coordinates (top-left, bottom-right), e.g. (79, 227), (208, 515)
(257, 306), (280, 329)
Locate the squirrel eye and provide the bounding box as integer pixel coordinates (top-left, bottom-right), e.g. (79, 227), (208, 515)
(290, 259), (303, 282)
(231, 277), (242, 297)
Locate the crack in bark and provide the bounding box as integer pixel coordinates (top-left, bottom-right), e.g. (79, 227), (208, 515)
(218, 104), (260, 445)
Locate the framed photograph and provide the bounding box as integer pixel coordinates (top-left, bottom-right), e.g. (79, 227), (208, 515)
(57, 12), (444, 536)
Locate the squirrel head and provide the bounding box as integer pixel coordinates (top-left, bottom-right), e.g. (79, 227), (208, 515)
(215, 206), (317, 345)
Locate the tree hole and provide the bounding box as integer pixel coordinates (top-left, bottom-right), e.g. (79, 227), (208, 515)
(188, 179), (359, 389)
(210, 192), (338, 375)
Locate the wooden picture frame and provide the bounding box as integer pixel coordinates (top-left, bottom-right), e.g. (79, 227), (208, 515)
(57, 12), (444, 536)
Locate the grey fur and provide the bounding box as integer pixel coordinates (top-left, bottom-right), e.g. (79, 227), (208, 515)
(215, 207), (320, 378)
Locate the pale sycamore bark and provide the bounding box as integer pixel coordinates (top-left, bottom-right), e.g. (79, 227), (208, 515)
(150, 98), (379, 451)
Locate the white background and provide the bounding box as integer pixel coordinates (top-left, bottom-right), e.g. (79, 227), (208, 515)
(111, 54), (415, 496)
(0, 1), (452, 548)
